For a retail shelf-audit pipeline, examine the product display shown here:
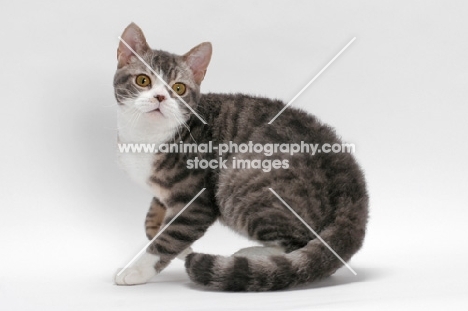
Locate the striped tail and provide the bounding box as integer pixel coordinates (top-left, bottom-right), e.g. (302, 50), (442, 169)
(185, 217), (366, 291)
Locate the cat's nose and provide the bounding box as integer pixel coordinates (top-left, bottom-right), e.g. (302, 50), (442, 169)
(155, 94), (166, 102)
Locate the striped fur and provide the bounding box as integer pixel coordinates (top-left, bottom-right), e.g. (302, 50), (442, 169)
(114, 23), (368, 291)
(145, 197), (166, 240)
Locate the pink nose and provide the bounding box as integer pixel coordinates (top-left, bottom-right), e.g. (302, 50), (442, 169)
(155, 94), (166, 102)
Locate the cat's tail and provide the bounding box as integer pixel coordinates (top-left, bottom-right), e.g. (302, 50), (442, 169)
(184, 198), (367, 291)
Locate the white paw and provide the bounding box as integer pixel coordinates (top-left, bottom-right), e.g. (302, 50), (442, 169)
(233, 246), (284, 257)
(176, 247), (193, 260)
(114, 253), (159, 285)
(114, 266), (155, 285)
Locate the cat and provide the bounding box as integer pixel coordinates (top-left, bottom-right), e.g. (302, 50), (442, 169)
(113, 22), (368, 291)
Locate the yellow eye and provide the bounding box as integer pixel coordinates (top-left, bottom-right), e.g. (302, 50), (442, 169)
(172, 83), (186, 96)
(135, 74), (151, 87)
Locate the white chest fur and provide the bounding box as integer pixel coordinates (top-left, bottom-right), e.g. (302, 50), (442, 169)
(117, 108), (177, 200)
(118, 151), (155, 192)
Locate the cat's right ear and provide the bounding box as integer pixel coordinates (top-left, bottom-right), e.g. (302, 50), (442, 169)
(117, 23), (150, 68)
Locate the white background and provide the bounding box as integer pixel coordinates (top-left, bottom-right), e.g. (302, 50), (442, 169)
(1, 0), (467, 310)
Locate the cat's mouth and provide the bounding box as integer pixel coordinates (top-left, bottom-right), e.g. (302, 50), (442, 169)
(148, 108), (162, 114)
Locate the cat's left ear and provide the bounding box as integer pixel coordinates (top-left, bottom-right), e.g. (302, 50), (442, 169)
(183, 42), (212, 84)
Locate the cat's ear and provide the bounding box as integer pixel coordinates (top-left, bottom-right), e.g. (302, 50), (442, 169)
(117, 22), (150, 68)
(183, 42), (212, 84)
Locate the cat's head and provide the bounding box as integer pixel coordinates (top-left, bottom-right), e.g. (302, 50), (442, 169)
(114, 23), (211, 130)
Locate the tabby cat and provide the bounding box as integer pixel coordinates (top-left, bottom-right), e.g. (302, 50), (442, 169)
(113, 22), (368, 291)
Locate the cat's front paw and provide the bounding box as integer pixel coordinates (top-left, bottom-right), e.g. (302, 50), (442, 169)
(114, 266), (156, 285)
(114, 253), (159, 285)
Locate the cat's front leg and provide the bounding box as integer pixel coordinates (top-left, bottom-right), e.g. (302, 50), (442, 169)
(145, 197), (193, 260)
(114, 198), (165, 286)
(145, 197), (166, 240)
(115, 192), (218, 285)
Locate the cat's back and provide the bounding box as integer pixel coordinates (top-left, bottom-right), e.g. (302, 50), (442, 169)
(199, 92), (339, 145)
